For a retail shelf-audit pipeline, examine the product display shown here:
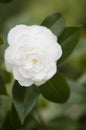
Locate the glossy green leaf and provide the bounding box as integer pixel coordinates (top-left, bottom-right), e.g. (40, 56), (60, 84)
(39, 72), (70, 103)
(41, 12), (65, 36)
(0, 36), (3, 45)
(58, 27), (81, 64)
(0, 74), (7, 95)
(2, 105), (39, 130)
(12, 81), (39, 124)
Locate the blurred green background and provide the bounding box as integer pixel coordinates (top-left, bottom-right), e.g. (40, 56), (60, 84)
(0, 0), (86, 130)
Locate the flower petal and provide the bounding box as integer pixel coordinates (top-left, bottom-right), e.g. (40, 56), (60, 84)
(18, 79), (33, 87)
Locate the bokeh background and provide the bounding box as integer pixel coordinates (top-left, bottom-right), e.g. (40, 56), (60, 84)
(0, 0), (86, 130)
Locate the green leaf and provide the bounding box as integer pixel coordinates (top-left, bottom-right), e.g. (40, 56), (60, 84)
(41, 12), (65, 36)
(12, 81), (39, 124)
(0, 74), (7, 95)
(2, 105), (39, 130)
(58, 27), (81, 64)
(39, 72), (70, 103)
(0, 36), (3, 45)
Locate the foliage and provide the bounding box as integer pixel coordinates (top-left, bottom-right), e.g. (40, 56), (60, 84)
(0, 1), (86, 129)
(13, 81), (39, 124)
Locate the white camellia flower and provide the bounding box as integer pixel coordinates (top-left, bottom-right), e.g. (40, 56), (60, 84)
(5, 25), (62, 87)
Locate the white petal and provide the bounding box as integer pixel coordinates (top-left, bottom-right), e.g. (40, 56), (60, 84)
(18, 79), (33, 87)
(31, 71), (45, 81)
(5, 46), (18, 64)
(5, 47), (14, 64)
(45, 62), (57, 79)
(13, 66), (24, 81)
(45, 41), (62, 61)
(5, 61), (13, 72)
(19, 67), (31, 78)
(7, 25), (29, 45)
(13, 66), (33, 87)
(55, 43), (62, 60)
(34, 80), (47, 86)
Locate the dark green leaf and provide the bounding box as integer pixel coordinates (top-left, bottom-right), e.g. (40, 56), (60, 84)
(0, 36), (3, 45)
(39, 72), (70, 103)
(41, 12), (65, 36)
(12, 81), (39, 124)
(0, 74), (7, 95)
(2, 105), (39, 130)
(58, 27), (81, 64)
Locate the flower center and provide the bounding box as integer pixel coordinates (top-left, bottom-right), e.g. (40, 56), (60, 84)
(32, 58), (38, 64)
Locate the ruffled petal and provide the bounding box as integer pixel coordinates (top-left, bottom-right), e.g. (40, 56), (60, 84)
(18, 79), (33, 87)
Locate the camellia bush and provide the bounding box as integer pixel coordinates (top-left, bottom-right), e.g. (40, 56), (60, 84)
(1, 1), (86, 130)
